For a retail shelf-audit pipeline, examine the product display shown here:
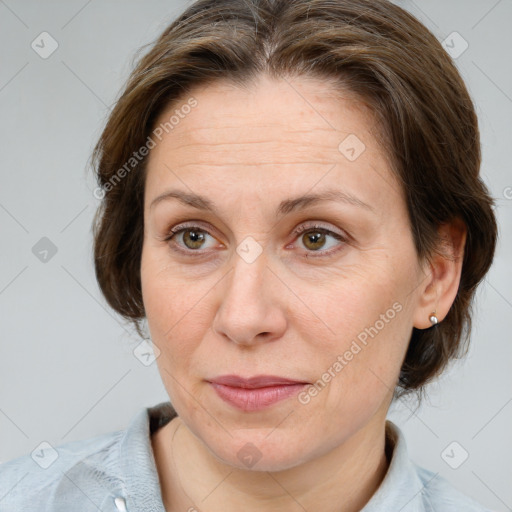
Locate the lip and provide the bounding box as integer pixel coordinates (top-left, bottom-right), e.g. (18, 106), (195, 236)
(207, 374), (309, 412)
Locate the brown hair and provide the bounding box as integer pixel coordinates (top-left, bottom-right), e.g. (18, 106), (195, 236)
(92, 0), (497, 397)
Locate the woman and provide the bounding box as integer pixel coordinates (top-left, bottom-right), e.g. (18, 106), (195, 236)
(0, 0), (498, 510)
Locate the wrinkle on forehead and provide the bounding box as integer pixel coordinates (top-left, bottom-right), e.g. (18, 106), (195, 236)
(145, 74), (403, 216)
(150, 73), (391, 171)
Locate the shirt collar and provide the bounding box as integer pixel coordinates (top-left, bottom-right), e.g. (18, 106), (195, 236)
(362, 420), (435, 511)
(118, 402), (177, 511)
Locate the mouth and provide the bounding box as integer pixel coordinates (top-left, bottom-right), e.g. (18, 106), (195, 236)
(206, 374), (310, 412)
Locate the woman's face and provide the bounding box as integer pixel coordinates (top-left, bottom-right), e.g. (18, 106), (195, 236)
(141, 74), (428, 471)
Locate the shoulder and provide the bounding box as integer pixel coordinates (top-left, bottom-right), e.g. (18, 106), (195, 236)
(0, 429), (124, 512)
(0, 402), (176, 512)
(414, 463), (494, 512)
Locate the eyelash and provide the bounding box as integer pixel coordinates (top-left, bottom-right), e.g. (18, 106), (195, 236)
(163, 221), (348, 259)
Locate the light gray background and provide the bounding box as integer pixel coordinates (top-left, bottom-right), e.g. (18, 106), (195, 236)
(0, 0), (511, 510)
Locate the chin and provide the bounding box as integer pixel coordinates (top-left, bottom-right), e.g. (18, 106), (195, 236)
(198, 426), (318, 472)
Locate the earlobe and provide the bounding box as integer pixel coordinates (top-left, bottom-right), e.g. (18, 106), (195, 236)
(428, 311), (439, 325)
(412, 218), (467, 330)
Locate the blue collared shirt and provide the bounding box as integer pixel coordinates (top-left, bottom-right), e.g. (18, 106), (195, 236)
(0, 401), (492, 511)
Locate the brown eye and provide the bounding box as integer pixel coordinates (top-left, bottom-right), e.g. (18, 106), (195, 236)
(166, 225), (219, 253)
(301, 231), (327, 251)
(181, 228), (207, 249)
(293, 224), (347, 258)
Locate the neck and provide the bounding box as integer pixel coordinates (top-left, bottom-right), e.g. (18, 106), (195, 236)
(152, 414), (391, 512)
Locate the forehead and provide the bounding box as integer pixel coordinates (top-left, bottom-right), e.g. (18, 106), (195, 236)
(144, 74), (401, 209)
(152, 74), (373, 157)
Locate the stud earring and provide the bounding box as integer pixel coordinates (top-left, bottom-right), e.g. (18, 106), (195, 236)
(429, 311), (438, 325)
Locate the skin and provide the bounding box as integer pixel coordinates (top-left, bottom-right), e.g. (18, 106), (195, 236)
(141, 74), (465, 512)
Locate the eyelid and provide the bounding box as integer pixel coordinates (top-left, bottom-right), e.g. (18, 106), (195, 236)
(164, 220), (221, 243)
(292, 221), (346, 239)
(164, 221), (222, 249)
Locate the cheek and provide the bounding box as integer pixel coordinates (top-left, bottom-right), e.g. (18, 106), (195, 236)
(141, 248), (224, 392)
(142, 268), (211, 416)
(295, 257), (416, 405)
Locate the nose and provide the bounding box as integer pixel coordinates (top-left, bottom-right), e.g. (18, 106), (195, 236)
(211, 247), (287, 347)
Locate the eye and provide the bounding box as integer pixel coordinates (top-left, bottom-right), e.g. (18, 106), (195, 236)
(165, 223), (221, 254)
(291, 223), (347, 257)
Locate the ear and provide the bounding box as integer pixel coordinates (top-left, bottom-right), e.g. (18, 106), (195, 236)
(413, 217), (467, 329)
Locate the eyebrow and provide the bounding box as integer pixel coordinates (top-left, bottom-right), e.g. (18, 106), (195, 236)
(149, 188), (375, 216)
